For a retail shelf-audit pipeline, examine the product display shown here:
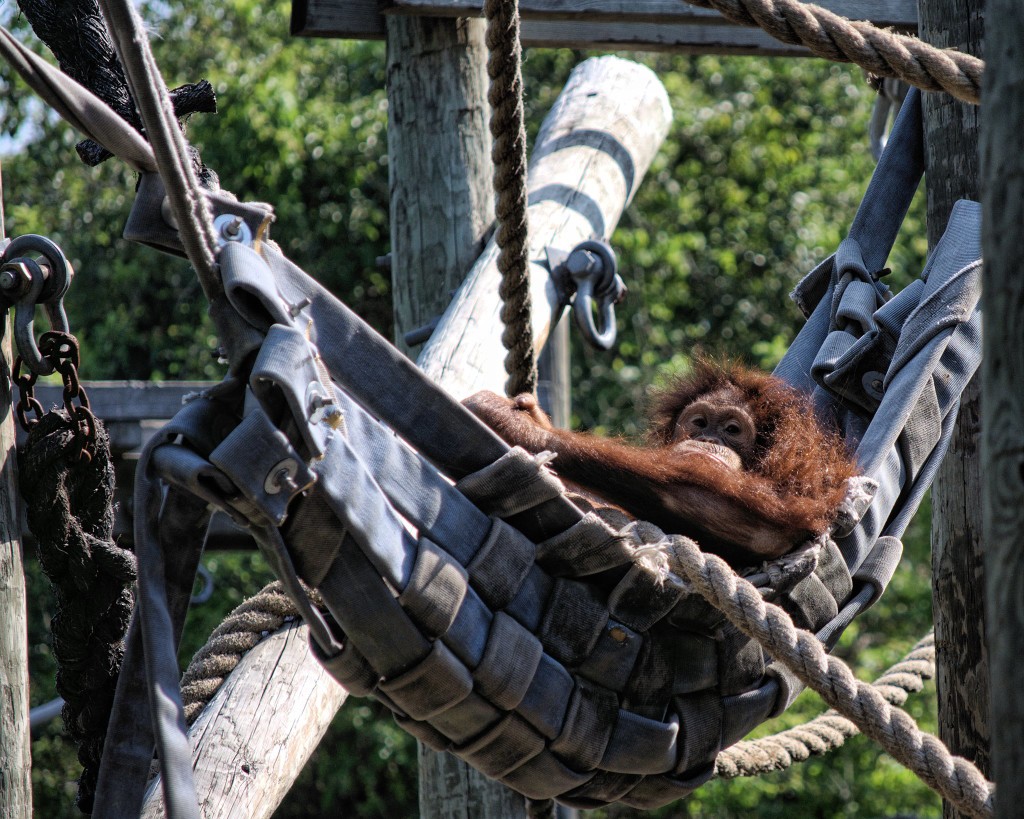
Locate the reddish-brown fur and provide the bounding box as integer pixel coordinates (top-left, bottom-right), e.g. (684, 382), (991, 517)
(464, 358), (858, 565)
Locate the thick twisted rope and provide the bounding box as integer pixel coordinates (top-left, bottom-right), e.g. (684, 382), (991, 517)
(484, 0), (536, 397)
(14, 0), (217, 167)
(19, 411), (136, 813)
(667, 537), (993, 817)
(681, 0), (982, 104)
(180, 582), (309, 725)
(717, 631), (936, 777)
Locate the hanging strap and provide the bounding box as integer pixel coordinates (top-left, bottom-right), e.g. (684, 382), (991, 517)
(774, 88), (924, 392)
(776, 88), (982, 613)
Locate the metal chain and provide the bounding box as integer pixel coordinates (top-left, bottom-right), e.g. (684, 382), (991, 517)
(14, 330), (97, 461)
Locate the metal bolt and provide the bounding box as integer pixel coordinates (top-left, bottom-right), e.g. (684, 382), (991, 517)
(213, 213), (253, 246)
(566, 249), (601, 280)
(275, 468), (299, 494)
(264, 458), (300, 495)
(223, 216), (243, 237)
(0, 261), (34, 298)
(288, 297), (311, 318)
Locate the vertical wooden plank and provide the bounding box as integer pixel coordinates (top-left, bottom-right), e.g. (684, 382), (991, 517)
(0, 162), (32, 818)
(980, 0), (1024, 813)
(919, 2), (989, 815)
(385, 15), (527, 817)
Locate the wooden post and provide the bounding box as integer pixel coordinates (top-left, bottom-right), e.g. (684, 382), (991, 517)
(386, 16), (495, 358)
(980, 0), (1024, 813)
(385, 14), (526, 816)
(140, 624), (346, 818)
(918, 0), (989, 813)
(0, 162), (32, 817)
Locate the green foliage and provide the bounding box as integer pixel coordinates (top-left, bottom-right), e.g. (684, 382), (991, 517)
(7, 1), (938, 815)
(1, 0), (392, 380)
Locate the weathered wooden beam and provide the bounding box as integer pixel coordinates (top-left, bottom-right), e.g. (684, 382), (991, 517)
(920, 2), (989, 816)
(291, 0), (918, 44)
(522, 21), (809, 55)
(981, 0), (1024, 813)
(382, 0), (918, 27)
(33, 380), (208, 422)
(418, 55), (671, 398)
(140, 622), (347, 819)
(0, 164), (32, 819)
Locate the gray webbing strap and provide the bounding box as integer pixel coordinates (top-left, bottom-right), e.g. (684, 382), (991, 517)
(216, 241), (584, 541)
(775, 88), (924, 393)
(93, 485), (211, 819)
(776, 88), (982, 600)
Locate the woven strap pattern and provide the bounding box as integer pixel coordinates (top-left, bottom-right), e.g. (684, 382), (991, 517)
(302, 448), (854, 809)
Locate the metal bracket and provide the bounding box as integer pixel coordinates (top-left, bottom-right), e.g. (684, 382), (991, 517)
(546, 238), (626, 351)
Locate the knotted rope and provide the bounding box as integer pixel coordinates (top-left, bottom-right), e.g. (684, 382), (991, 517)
(16, 0), (218, 170)
(484, 0), (536, 397)
(717, 631), (936, 777)
(18, 410), (136, 814)
(667, 537), (994, 817)
(681, 0), (983, 104)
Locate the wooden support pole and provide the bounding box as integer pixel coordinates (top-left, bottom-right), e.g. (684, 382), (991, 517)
(384, 14), (526, 817)
(140, 624), (346, 818)
(980, 0), (1024, 812)
(419, 55), (671, 399)
(0, 163), (32, 819)
(919, 1), (989, 815)
(386, 16), (495, 358)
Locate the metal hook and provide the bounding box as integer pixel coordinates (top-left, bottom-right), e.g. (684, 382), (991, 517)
(546, 239), (626, 351)
(0, 235), (74, 375)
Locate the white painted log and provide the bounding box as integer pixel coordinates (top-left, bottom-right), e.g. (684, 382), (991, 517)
(419, 55), (671, 397)
(140, 622), (346, 818)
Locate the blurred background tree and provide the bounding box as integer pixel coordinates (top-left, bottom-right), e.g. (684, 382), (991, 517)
(2, 0), (936, 814)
